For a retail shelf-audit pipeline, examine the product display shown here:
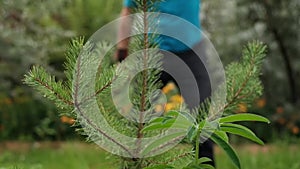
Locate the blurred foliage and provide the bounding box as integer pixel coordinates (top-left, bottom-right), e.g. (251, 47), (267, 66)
(0, 95), (75, 140)
(0, 0), (73, 96)
(0, 0), (121, 140)
(202, 0), (300, 104)
(63, 0), (122, 37)
(202, 0), (300, 141)
(0, 0), (74, 140)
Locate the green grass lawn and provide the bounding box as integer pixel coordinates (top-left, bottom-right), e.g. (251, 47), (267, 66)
(0, 141), (299, 169)
(215, 143), (300, 169)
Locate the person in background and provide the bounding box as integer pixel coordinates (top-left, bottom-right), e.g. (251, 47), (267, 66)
(115, 0), (214, 166)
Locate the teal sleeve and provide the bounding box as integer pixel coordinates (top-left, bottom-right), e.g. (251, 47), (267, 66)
(123, 0), (136, 7)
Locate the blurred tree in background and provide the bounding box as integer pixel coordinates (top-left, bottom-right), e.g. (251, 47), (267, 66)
(202, 0), (299, 104)
(0, 0), (72, 97)
(236, 0), (299, 104)
(0, 0), (74, 140)
(64, 0), (122, 37)
(202, 0), (300, 140)
(0, 0), (121, 140)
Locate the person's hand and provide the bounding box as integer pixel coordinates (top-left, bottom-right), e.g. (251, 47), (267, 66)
(115, 48), (128, 62)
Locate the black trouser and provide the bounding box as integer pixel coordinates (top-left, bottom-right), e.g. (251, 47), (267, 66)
(160, 40), (215, 166)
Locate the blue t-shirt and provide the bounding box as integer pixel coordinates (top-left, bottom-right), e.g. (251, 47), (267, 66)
(123, 0), (202, 52)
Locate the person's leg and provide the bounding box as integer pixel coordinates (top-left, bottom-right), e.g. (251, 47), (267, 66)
(179, 43), (211, 105)
(160, 41), (215, 166)
(177, 42), (214, 166)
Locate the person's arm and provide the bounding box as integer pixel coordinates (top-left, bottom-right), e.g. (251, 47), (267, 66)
(115, 7), (133, 62)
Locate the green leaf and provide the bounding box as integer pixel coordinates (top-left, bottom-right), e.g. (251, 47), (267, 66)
(165, 110), (180, 117)
(220, 113), (270, 123)
(142, 131), (186, 156)
(142, 119), (175, 132)
(143, 164), (174, 169)
(220, 123), (264, 145)
(198, 157), (212, 164)
(149, 117), (165, 123)
(199, 164), (215, 169)
(183, 161), (215, 169)
(213, 130), (229, 143)
(142, 111), (193, 132)
(211, 133), (241, 169)
(147, 111), (179, 124)
(187, 126), (197, 142)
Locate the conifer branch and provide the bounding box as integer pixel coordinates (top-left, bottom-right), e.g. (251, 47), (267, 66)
(73, 53), (134, 157)
(77, 77), (115, 106)
(24, 66), (73, 110)
(34, 77), (73, 106)
(64, 37), (85, 87)
(95, 80), (113, 96)
(74, 103), (134, 157)
(73, 51), (82, 106)
(200, 41), (266, 121)
(167, 152), (192, 165)
(138, 0), (150, 140)
(146, 151), (192, 166)
(223, 41), (266, 113)
(223, 56), (255, 110)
